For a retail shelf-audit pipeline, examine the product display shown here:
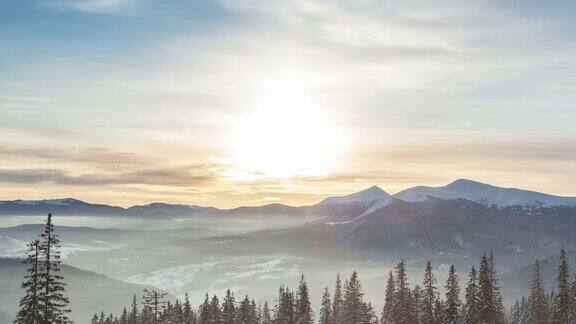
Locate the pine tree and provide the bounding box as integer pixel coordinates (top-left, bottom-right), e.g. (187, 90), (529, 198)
(362, 302), (378, 324)
(16, 239), (43, 323)
(275, 286), (295, 324)
(38, 213), (71, 323)
(478, 254), (492, 322)
(394, 259), (413, 324)
(296, 275), (314, 324)
(343, 271), (365, 323)
(509, 300), (522, 324)
(128, 294), (138, 324)
(464, 267), (480, 324)
(553, 247), (571, 323)
(411, 285), (422, 324)
(183, 293), (193, 324)
(381, 270), (396, 324)
(319, 286), (332, 324)
(421, 261), (438, 324)
(209, 295), (221, 323)
(529, 260), (548, 323)
(238, 295), (251, 324)
(199, 293), (211, 324)
(221, 289), (236, 324)
(444, 265), (462, 324)
(142, 288), (168, 324)
(262, 301), (272, 324)
(332, 274), (344, 324)
(120, 307), (128, 324)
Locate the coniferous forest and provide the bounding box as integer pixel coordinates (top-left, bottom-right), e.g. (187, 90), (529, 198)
(14, 214), (576, 324)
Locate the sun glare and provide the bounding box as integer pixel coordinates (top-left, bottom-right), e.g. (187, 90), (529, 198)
(228, 87), (345, 180)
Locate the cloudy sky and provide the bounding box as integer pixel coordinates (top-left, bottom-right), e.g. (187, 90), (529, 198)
(1, 0), (575, 207)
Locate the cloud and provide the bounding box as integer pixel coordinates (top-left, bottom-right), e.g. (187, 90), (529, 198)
(0, 165), (220, 187)
(40, 0), (139, 14)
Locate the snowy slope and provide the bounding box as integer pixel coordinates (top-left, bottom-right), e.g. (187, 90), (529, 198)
(394, 179), (576, 208)
(318, 186), (390, 205)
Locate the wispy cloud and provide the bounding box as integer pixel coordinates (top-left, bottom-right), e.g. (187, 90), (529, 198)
(40, 0), (139, 14)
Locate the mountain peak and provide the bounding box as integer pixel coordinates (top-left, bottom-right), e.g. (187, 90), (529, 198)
(318, 185), (390, 205)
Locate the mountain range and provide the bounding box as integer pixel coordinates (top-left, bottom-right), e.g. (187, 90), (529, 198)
(1, 179), (574, 218)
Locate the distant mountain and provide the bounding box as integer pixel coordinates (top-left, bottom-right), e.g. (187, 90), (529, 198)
(319, 185), (390, 205)
(0, 198), (213, 218)
(0, 198), (126, 216)
(0, 257), (171, 323)
(394, 179), (576, 208)
(1, 179), (575, 218)
(126, 202), (214, 218)
(199, 197), (576, 271)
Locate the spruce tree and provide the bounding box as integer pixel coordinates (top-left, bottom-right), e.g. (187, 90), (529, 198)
(38, 213), (70, 323)
(478, 253), (504, 323)
(332, 274), (344, 324)
(262, 301), (272, 324)
(363, 302), (378, 324)
(209, 295), (221, 323)
(529, 260), (548, 323)
(421, 261), (438, 324)
(295, 275), (314, 324)
(381, 270), (396, 324)
(16, 239), (43, 323)
(394, 260), (413, 324)
(199, 293), (211, 324)
(319, 287), (332, 324)
(553, 248), (571, 323)
(183, 293), (193, 324)
(238, 295), (251, 324)
(222, 289), (236, 324)
(444, 265), (462, 324)
(343, 271), (365, 323)
(120, 307), (127, 324)
(142, 289), (167, 324)
(128, 294), (138, 324)
(509, 300), (522, 324)
(464, 267), (479, 324)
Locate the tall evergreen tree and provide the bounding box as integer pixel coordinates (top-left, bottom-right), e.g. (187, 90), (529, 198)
(381, 270), (396, 324)
(319, 287), (332, 324)
(332, 274), (344, 324)
(128, 294), (138, 324)
(142, 289), (168, 324)
(295, 275), (314, 324)
(478, 253), (504, 323)
(553, 247), (571, 324)
(362, 302), (378, 324)
(222, 289), (236, 324)
(238, 295), (252, 324)
(183, 293), (193, 324)
(394, 260), (413, 324)
(120, 307), (128, 324)
(262, 301), (272, 324)
(464, 267), (480, 324)
(16, 239), (43, 324)
(421, 261), (438, 324)
(38, 213), (70, 323)
(444, 265), (462, 324)
(199, 293), (211, 324)
(529, 260), (548, 323)
(343, 271), (365, 323)
(209, 295), (221, 323)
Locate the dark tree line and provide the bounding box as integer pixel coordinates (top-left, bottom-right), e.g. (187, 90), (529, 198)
(15, 213), (71, 324)
(509, 247), (576, 324)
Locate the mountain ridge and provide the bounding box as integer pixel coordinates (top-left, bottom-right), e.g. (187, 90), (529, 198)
(1, 179), (574, 217)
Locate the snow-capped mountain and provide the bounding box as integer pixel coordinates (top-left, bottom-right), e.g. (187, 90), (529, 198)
(318, 185), (390, 205)
(394, 179), (576, 208)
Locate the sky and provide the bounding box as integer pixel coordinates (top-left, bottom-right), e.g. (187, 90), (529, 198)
(0, 0), (575, 208)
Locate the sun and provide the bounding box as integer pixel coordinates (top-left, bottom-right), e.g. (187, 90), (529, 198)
(228, 88), (345, 180)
